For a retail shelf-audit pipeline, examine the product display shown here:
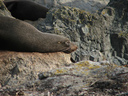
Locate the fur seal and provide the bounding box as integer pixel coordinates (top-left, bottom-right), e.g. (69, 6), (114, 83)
(4, 0), (49, 21)
(0, 16), (77, 53)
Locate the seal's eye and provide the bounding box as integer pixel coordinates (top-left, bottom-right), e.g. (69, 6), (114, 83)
(65, 41), (70, 47)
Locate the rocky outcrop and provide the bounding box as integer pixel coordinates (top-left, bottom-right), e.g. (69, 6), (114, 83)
(0, 0), (12, 17)
(4, 0), (109, 13)
(100, 0), (128, 65)
(37, 61), (128, 96)
(0, 51), (71, 87)
(32, 0), (109, 13)
(0, 0), (128, 96)
(1, 60), (128, 96)
(106, 0), (128, 62)
(34, 0), (128, 65)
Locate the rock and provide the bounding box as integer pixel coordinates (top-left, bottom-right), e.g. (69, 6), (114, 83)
(31, 0), (110, 13)
(33, 0), (128, 65)
(0, 0), (12, 17)
(36, 6), (110, 62)
(1, 60), (128, 96)
(104, 0), (128, 65)
(36, 6), (107, 62)
(30, 61), (128, 96)
(1, 0), (128, 95)
(4, 0), (108, 13)
(0, 51), (71, 87)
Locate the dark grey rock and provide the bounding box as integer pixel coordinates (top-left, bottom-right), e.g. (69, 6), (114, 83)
(34, 0), (128, 65)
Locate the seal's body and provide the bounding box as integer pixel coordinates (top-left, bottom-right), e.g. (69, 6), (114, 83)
(0, 16), (77, 53)
(4, 0), (49, 21)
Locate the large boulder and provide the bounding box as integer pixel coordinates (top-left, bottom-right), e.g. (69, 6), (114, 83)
(0, 51), (71, 90)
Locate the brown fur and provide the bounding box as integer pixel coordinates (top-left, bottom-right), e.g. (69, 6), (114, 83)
(0, 16), (77, 53)
(4, 0), (49, 21)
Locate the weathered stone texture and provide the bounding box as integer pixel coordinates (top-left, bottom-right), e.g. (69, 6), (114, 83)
(0, 51), (71, 87)
(0, 0), (128, 96)
(35, 0), (128, 65)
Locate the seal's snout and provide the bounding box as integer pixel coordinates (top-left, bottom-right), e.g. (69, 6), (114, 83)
(63, 42), (77, 53)
(70, 42), (78, 52)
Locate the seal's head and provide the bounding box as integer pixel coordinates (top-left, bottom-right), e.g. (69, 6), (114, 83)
(42, 34), (77, 53)
(57, 40), (77, 53)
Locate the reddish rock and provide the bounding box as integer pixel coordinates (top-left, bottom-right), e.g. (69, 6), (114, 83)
(0, 51), (71, 86)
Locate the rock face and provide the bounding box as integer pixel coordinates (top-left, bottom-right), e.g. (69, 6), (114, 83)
(106, 0), (128, 61)
(4, 0), (109, 13)
(35, 0), (128, 65)
(0, 0), (128, 96)
(32, 0), (109, 13)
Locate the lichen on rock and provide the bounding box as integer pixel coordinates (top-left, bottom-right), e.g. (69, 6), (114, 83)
(37, 0), (128, 65)
(0, 0), (12, 17)
(1, 0), (128, 95)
